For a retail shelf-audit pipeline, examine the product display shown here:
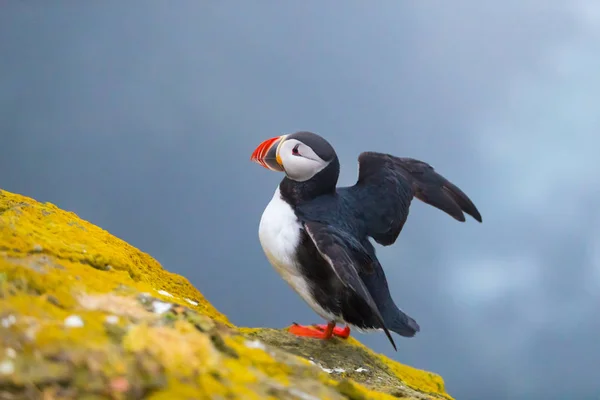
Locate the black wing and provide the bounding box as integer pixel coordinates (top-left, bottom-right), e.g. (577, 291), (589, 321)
(350, 152), (482, 246)
(303, 220), (397, 350)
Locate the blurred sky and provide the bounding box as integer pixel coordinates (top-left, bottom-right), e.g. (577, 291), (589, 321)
(1, 2), (599, 399)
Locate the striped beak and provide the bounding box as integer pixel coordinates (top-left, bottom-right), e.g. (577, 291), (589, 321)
(250, 135), (287, 172)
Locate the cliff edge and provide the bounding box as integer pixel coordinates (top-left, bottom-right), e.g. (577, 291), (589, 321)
(0, 189), (453, 400)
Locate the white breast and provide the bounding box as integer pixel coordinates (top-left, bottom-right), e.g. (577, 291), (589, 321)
(258, 187), (302, 278)
(258, 186), (338, 321)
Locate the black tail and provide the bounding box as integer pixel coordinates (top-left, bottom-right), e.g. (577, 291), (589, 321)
(383, 307), (420, 338)
(356, 241), (421, 344)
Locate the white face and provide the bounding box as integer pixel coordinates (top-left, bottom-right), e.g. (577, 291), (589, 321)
(277, 138), (330, 182)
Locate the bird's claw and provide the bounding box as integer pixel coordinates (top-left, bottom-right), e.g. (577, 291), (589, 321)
(288, 323), (332, 339)
(312, 324), (351, 339)
(287, 323), (351, 340)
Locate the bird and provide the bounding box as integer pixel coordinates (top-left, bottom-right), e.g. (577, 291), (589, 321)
(250, 131), (482, 350)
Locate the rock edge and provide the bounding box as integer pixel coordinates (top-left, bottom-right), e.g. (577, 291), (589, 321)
(0, 189), (453, 400)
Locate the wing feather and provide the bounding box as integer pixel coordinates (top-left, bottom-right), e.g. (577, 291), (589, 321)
(303, 220), (397, 350)
(352, 152), (482, 246)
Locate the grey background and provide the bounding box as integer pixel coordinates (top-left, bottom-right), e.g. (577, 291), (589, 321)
(2, 2), (599, 399)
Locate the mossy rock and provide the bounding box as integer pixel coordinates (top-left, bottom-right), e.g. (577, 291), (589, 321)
(0, 189), (453, 400)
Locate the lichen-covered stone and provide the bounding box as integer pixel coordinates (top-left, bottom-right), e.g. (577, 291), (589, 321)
(0, 189), (454, 400)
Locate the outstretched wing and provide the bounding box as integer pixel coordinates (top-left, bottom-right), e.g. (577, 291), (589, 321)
(303, 220), (397, 350)
(349, 152), (482, 246)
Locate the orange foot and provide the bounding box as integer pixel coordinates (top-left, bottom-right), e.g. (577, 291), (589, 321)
(313, 324), (351, 339)
(287, 322), (351, 340)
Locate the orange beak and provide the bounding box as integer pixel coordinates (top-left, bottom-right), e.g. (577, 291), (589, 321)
(250, 135), (286, 172)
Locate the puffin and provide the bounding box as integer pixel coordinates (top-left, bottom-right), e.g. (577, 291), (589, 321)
(250, 131), (481, 350)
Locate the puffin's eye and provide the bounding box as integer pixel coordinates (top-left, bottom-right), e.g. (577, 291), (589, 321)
(292, 144), (300, 155)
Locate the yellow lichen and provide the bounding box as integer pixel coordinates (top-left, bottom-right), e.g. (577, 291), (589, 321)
(122, 320), (220, 376)
(377, 354), (448, 398)
(342, 337), (451, 399)
(0, 188), (454, 400)
(0, 189), (230, 326)
(225, 335), (292, 385)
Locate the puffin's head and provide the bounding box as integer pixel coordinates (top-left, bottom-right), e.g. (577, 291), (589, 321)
(251, 131), (337, 182)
